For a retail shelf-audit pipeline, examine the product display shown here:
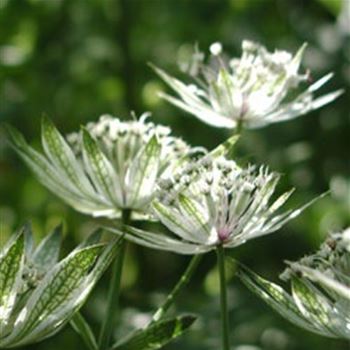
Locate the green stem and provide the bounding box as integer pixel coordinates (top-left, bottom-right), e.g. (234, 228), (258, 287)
(216, 245), (230, 350)
(151, 254), (203, 323)
(98, 209), (131, 350)
(236, 118), (244, 136)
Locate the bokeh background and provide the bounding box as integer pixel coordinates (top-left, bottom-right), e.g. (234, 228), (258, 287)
(1, 0), (349, 349)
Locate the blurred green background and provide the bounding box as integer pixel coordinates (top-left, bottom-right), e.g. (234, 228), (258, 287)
(0, 0), (349, 349)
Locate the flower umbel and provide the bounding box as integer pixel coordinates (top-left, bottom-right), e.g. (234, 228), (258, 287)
(237, 228), (350, 340)
(6, 114), (195, 219)
(0, 224), (120, 348)
(285, 227), (350, 301)
(109, 153), (315, 254)
(153, 40), (343, 129)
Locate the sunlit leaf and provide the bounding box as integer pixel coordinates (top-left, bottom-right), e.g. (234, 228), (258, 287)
(3, 245), (103, 346)
(0, 231), (25, 329)
(234, 260), (329, 335)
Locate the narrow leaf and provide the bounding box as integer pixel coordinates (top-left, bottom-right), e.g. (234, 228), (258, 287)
(78, 229), (103, 249)
(209, 134), (239, 158)
(4, 245), (103, 346)
(234, 260), (326, 335)
(291, 277), (335, 335)
(112, 315), (196, 350)
(70, 312), (98, 350)
(32, 224), (63, 269)
(0, 231), (25, 328)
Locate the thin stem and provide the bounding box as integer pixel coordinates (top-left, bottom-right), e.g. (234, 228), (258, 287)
(236, 118), (244, 136)
(228, 118), (243, 159)
(98, 209), (131, 350)
(216, 245), (230, 350)
(151, 254), (203, 323)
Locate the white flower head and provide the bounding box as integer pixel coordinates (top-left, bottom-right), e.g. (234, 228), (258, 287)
(153, 40), (343, 129)
(7, 114), (197, 219)
(237, 227), (350, 341)
(111, 151), (317, 255)
(286, 227), (350, 295)
(68, 113), (193, 213)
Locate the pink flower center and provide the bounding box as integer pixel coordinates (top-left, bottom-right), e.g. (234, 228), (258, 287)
(218, 227), (231, 242)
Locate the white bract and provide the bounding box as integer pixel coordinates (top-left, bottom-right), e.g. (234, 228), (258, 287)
(237, 228), (350, 340)
(0, 224), (120, 348)
(7, 114), (195, 219)
(153, 40), (343, 129)
(109, 151), (316, 254)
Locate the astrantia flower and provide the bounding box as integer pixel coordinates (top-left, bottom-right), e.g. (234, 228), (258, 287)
(0, 224), (120, 348)
(6, 114), (197, 219)
(286, 227), (350, 301)
(153, 40), (343, 129)
(237, 228), (350, 340)
(109, 153), (315, 254)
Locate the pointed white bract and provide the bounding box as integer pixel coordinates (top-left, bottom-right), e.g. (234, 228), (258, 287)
(153, 41), (343, 129)
(7, 114), (197, 219)
(0, 224), (120, 348)
(237, 228), (350, 340)
(109, 150), (314, 254)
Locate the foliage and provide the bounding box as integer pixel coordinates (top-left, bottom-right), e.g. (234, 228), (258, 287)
(1, 0), (349, 350)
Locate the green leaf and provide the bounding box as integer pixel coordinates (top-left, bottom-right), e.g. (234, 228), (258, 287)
(234, 260), (325, 335)
(32, 224), (63, 269)
(3, 245), (103, 346)
(84, 237), (123, 288)
(23, 222), (35, 257)
(70, 312), (98, 350)
(291, 277), (335, 335)
(78, 229), (103, 249)
(0, 230), (25, 329)
(112, 315), (196, 350)
(209, 134), (239, 158)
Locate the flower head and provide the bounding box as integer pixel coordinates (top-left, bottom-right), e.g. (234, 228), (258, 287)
(237, 228), (350, 340)
(6, 114), (197, 219)
(109, 151), (315, 254)
(284, 227), (350, 301)
(153, 40), (343, 129)
(0, 224), (119, 348)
